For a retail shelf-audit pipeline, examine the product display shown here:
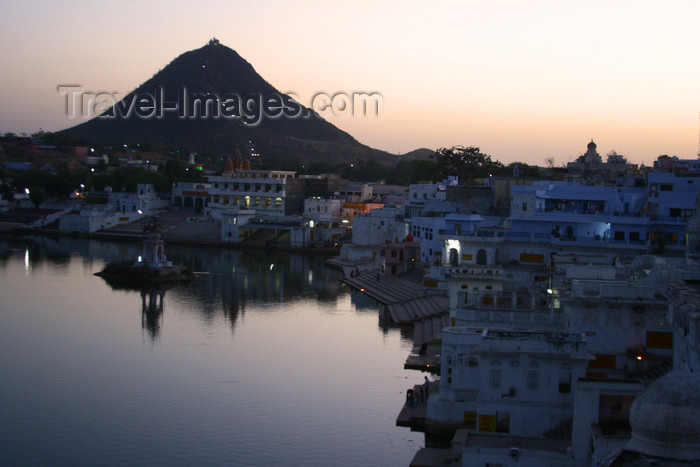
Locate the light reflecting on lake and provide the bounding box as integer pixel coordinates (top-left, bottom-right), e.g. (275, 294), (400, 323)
(0, 237), (423, 466)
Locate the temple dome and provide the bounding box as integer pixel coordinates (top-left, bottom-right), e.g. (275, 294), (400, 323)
(588, 139), (597, 151)
(626, 370), (700, 461)
(224, 155), (234, 174)
(234, 147), (243, 170)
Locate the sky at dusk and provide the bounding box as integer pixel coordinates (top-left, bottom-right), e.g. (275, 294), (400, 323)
(1, 0), (699, 166)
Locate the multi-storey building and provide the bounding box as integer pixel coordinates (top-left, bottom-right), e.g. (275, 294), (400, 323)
(206, 169), (305, 218)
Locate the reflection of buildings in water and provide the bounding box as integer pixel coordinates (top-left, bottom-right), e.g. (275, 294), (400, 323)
(169, 246), (345, 319)
(3, 236), (348, 333)
(349, 287), (408, 337)
(141, 288), (166, 340)
(0, 236), (142, 271)
(225, 296), (241, 328)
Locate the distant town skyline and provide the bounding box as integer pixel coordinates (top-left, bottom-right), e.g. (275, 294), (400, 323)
(1, 0), (699, 166)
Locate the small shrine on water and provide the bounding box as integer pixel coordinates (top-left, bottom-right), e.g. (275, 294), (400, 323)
(134, 223), (173, 268)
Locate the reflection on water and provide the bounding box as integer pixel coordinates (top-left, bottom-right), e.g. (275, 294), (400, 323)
(141, 288), (166, 339)
(0, 236), (423, 466)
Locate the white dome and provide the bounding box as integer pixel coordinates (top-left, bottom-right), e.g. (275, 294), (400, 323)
(626, 371), (700, 461)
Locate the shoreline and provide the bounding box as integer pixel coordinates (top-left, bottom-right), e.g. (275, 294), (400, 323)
(1, 227), (343, 256)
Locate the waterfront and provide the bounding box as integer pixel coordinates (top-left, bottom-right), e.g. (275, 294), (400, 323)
(0, 236), (423, 466)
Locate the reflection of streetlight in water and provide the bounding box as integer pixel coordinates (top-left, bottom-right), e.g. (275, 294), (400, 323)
(137, 209), (144, 232)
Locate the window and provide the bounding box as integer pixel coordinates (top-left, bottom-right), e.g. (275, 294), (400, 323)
(559, 365), (572, 393)
(614, 231), (625, 241)
(647, 331), (673, 349)
(489, 369), (501, 389)
(496, 411), (510, 433)
(629, 231), (640, 242)
(527, 371), (540, 390)
(522, 202), (527, 211)
(589, 354), (616, 369)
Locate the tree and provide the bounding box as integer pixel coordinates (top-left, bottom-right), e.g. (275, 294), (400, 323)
(431, 146), (503, 182)
(29, 187), (46, 208)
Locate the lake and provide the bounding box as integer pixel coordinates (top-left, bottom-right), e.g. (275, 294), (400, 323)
(0, 236), (423, 466)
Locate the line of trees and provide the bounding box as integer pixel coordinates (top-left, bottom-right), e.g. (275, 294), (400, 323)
(2, 144), (531, 205)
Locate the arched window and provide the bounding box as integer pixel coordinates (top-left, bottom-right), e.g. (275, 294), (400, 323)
(449, 248), (458, 266)
(477, 249), (487, 265)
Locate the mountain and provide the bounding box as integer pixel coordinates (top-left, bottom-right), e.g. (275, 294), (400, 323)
(59, 40), (396, 165)
(401, 148), (435, 160)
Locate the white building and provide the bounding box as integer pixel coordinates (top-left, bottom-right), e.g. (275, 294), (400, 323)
(335, 183), (372, 202)
(404, 177), (456, 219)
(206, 169), (304, 219)
(57, 184), (166, 233)
(430, 327), (588, 439)
(114, 184), (167, 215)
(220, 209), (256, 243)
(58, 207), (124, 233)
(508, 174), (700, 253)
(350, 207), (407, 246)
(171, 182), (212, 211)
(303, 198), (342, 223)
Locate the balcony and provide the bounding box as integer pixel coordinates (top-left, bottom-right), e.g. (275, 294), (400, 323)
(449, 266), (503, 279)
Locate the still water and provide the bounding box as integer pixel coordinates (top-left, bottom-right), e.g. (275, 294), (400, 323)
(0, 236), (423, 466)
